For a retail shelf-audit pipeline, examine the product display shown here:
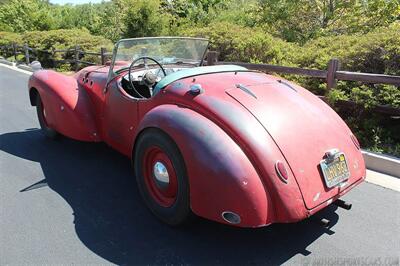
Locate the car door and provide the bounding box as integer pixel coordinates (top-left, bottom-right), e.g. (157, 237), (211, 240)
(102, 78), (140, 156)
(81, 69), (108, 136)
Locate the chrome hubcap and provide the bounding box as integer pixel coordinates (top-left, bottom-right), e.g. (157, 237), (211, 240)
(153, 161), (169, 187)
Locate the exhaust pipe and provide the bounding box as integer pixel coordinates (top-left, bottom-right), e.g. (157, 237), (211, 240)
(320, 218), (330, 227)
(221, 211), (241, 225)
(335, 199), (352, 210)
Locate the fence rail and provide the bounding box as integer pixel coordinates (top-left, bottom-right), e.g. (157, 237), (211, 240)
(206, 52), (400, 89)
(205, 51), (400, 116)
(215, 61), (400, 86)
(0, 43), (112, 71)
(218, 62), (328, 79)
(0, 45), (399, 116)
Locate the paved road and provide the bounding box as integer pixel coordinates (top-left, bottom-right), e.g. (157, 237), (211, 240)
(0, 65), (399, 265)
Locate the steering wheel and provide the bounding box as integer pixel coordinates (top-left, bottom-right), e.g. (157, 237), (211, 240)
(128, 56), (167, 98)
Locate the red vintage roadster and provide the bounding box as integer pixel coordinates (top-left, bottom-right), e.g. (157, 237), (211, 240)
(28, 37), (366, 227)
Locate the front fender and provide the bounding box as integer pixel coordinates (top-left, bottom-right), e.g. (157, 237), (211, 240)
(28, 70), (99, 142)
(136, 104), (273, 227)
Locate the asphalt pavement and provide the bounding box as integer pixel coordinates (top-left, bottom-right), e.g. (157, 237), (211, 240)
(0, 65), (399, 265)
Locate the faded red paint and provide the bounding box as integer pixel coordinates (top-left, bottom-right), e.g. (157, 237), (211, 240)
(28, 66), (366, 227)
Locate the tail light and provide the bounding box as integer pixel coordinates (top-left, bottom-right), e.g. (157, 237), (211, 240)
(351, 134), (361, 150)
(275, 161), (288, 183)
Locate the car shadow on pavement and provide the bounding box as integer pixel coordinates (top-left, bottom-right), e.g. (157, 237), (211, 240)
(1, 129), (340, 265)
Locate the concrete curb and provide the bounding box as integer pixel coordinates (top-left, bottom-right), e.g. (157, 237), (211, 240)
(362, 150), (400, 178)
(1, 60), (35, 72)
(16, 64), (34, 72)
(366, 169), (400, 192)
(0, 62), (33, 75)
(0, 59), (15, 66)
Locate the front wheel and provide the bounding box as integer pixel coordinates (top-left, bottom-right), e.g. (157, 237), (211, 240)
(36, 95), (59, 139)
(134, 129), (191, 226)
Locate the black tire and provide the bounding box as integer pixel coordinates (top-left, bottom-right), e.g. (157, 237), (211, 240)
(36, 95), (59, 139)
(134, 129), (191, 226)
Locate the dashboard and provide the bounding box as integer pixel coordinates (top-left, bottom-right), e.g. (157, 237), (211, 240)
(120, 67), (189, 99)
(123, 67), (187, 83)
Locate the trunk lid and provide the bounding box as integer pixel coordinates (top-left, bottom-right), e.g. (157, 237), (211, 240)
(225, 81), (364, 209)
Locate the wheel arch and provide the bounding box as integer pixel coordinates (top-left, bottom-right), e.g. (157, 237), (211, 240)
(132, 104), (274, 227)
(27, 70), (100, 142)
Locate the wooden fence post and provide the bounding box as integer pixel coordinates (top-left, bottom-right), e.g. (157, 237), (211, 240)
(24, 43), (30, 65)
(51, 47), (56, 68)
(100, 47), (106, 65)
(74, 45), (80, 71)
(326, 58), (340, 93)
(12, 42), (17, 61)
(7, 45), (10, 58)
(207, 51), (218, 66)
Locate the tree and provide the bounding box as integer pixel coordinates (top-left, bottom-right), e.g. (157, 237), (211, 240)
(0, 0), (57, 32)
(122, 0), (170, 38)
(258, 0), (400, 43)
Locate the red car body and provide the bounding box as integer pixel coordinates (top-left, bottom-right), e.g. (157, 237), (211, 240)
(28, 39), (366, 228)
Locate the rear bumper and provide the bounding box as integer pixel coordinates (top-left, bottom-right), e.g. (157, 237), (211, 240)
(306, 175), (365, 217)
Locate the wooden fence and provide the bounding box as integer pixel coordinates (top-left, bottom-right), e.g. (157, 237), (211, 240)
(0, 44), (399, 115)
(0, 43), (112, 71)
(206, 51), (400, 116)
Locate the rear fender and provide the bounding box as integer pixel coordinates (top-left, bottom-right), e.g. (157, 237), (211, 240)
(136, 104), (273, 227)
(28, 70), (99, 142)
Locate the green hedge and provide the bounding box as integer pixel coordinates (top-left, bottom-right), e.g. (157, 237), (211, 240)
(21, 28), (112, 51)
(298, 23), (400, 156)
(0, 29), (113, 70)
(179, 22), (297, 66)
(179, 21), (399, 108)
(296, 22), (400, 96)
(0, 31), (22, 46)
(298, 23), (400, 75)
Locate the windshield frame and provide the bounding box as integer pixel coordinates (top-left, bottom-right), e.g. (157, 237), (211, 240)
(107, 36), (209, 83)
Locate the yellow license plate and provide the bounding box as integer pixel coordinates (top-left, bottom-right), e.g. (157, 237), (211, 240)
(320, 153), (350, 188)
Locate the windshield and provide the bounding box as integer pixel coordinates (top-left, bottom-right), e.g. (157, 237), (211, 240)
(109, 37), (209, 74)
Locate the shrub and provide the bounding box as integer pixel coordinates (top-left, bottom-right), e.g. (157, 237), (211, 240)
(21, 28), (112, 52)
(0, 31), (22, 46)
(295, 22), (400, 92)
(178, 22), (297, 66)
(298, 24), (400, 156)
(298, 22), (400, 74)
(0, 31), (23, 59)
(0, 29), (113, 70)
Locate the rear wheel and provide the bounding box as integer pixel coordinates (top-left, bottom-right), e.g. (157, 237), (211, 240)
(36, 95), (59, 139)
(134, 129), (191, 226)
